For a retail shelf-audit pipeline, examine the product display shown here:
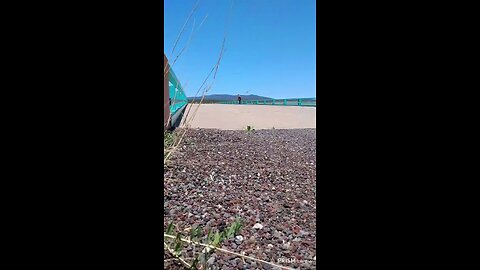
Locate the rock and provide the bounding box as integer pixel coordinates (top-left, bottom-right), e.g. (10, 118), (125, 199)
(253, 223), (263, 229)
(299, 230), (309, 236)
(301, 262), (310, 268)
(163, 129), (317, 269)
(235, 235), (244, 242)
(262, 262), (272, 269)
(230, 258), (240, 265)
(207, 256), (215, 265)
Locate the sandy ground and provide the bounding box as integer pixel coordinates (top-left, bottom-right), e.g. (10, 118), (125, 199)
(180, 104), (316, 130)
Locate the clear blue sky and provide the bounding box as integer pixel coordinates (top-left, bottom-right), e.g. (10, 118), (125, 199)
(164, 0), (316, 99)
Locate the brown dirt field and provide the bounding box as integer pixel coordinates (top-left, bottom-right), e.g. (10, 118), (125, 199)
(181, 104), (316, 130)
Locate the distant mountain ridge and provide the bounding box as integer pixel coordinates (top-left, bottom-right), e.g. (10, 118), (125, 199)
(187, 94), (272, 101)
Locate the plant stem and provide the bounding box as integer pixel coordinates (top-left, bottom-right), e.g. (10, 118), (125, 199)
(164, 241), (192, 268)
(164, 234), (296, 270)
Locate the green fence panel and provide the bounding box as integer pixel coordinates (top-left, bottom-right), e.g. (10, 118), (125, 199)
(168, 67), (187, 117)
(211, 98), (316, 107)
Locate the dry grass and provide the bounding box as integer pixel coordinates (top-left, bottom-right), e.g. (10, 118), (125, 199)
(164, 0), (232, 164)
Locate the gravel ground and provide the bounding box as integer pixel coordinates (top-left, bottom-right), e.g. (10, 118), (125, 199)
(164, 128), (316, 269)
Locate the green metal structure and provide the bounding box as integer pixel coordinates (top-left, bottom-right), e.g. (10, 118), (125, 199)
(169, 69), (188, 115)
(219, 98), (316, 107)
(166, 62), (188, 128)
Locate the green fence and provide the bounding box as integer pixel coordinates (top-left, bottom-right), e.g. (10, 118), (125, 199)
(219, 98), (316, 107)
(168, 67), (188, 117)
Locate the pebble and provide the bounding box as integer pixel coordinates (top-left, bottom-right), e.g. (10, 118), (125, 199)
(253, 223), (263, 229)
(299, 230), (309, 236)
(207, 256), (215, 265)
(262, 262), (272, 269)
(163, 129), (316, 268)
(301, 262), (311, 268)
